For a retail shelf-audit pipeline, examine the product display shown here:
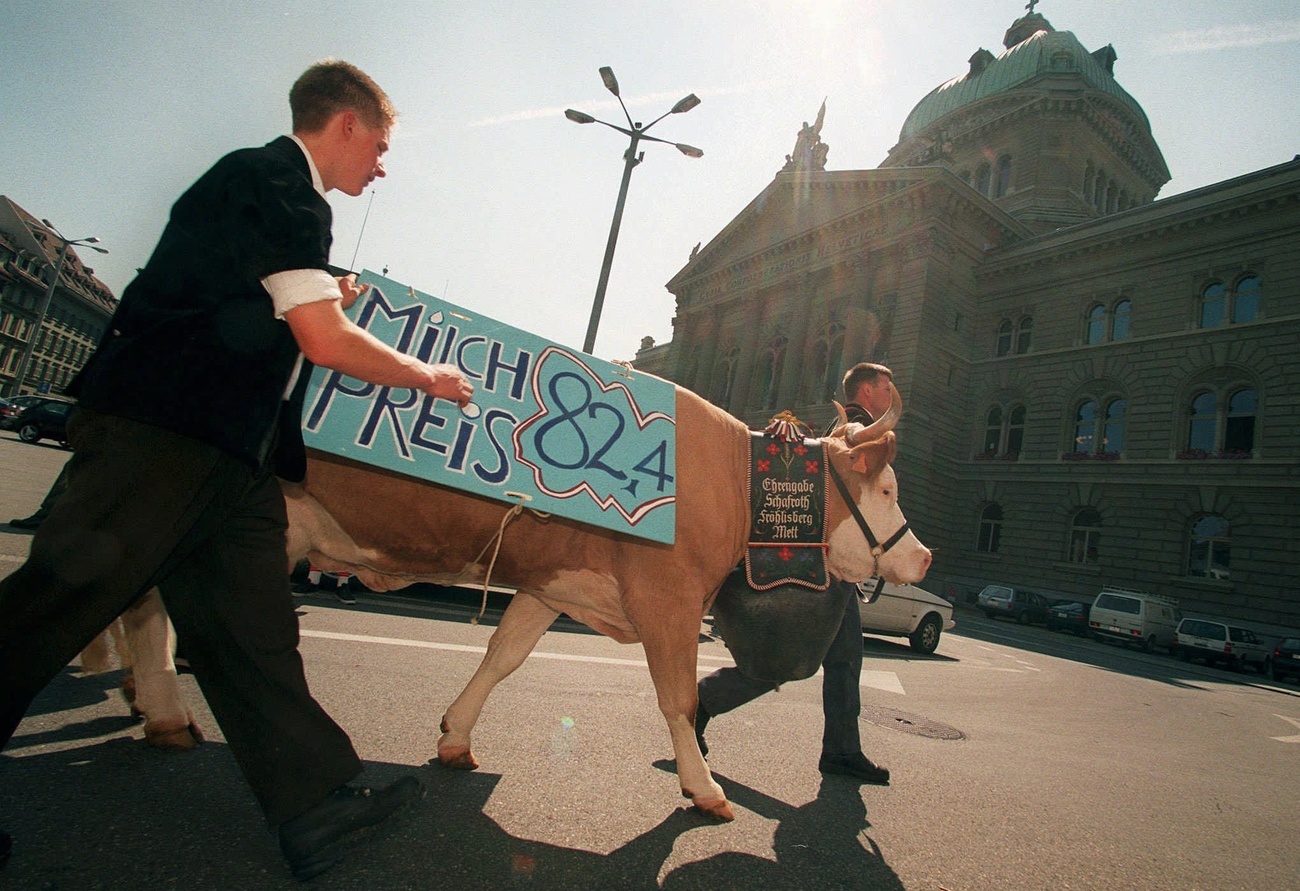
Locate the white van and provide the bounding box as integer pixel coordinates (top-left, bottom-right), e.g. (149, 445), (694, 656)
(1088, 587), (1180, 651)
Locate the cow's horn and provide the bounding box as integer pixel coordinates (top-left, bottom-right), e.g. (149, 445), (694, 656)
(833, 400), (848, 429)
(851, 382), (903, 444)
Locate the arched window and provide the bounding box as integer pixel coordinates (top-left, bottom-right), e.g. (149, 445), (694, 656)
(1101, 398), (1126, 455)
(1183, 387), (1256, 457)
(1073, 400), (1097, 454)
(1199, 282), (1227, 328)
(1069, 508), (1102, 564)
(994, 155), (1012, 198)
(995, 320), (1013, 357)
(977, 504), (1003, 553)
(1093, 171), (1107, 209)
(804, 339), (828, 405)
(714, 349), (739, 410)
(1112, 299), (1131, 341)
(1015, 317), (1033, 354)
(758, 336), (787, 411)
(1186, 391), (1218, 454)
(1083, 164), (1095, 201)
(975, 163), (992, 197)
(982, 407), (1003, 454)
(1187, 515), (1230, 580)
(1233, 274), (1261, 323)
(1006, 405), (1026, 456)
(821, 325), (845, 401)
(1085, 304), (1106, 344)
(1224, 388), (1257, 455)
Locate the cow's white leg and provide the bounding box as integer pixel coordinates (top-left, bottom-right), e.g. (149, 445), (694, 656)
(123, 589), (203, 750)
(638, 606), (734, 822)
(437, 592), (559, 770)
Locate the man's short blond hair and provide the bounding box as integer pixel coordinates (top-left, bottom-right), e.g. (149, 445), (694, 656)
(290, 59), (397, 134)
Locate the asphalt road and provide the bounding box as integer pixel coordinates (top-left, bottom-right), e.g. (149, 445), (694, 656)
(1, 431), (1298, 890)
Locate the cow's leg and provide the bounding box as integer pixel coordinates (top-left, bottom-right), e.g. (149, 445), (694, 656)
(636, 599), (734, 822)
(437, 593), (559, 770)
(123, 589), (203, 750)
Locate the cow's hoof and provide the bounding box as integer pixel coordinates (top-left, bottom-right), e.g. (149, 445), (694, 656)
(692, 796), (735, 822)
(437, 747), (479, 771)
(145, 716), (205, 751)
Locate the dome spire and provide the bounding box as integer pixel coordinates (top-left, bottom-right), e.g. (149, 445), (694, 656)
(1004, 1), (1053, 49)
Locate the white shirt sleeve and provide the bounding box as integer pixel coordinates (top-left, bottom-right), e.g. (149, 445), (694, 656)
(262, 268), (340, 319)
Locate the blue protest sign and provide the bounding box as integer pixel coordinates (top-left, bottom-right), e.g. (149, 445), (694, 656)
(300, 271), (677, 543)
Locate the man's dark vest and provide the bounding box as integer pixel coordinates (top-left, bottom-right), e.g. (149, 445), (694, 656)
(70, 137), (332, 469)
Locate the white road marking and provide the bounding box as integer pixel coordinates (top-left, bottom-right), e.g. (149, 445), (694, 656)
(300, 628), (906, 692)
(1270, 714), (1300, 743)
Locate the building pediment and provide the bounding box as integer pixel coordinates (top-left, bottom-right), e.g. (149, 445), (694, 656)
(667, 167), (1026, 300)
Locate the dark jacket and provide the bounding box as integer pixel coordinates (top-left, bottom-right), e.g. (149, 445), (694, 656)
(70, 136), (331, 469)
(823, 401), (874, 436)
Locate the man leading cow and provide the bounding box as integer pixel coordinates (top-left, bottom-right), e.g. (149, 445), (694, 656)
(695, 362), (898, 786)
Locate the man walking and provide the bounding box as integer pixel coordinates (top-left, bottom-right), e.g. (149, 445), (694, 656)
(0, 60), (472, 880)
(695, 362), (896, 786)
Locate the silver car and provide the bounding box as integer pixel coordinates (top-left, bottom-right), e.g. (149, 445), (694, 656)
(859, 581), (955, 654)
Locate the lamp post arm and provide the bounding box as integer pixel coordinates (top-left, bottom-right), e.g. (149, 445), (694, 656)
(582, 131), (643, 355)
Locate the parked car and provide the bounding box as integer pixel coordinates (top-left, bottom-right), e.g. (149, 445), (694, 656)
(859, 581), (955, 655)
(1272, 638), (1300, 684)
(1088, 587), (1180, 651)
(976, 584), (1051, 624)
(1046, 601), (1090, 636)
(0, 394), (68, 430)
(12, 399), (75, 447)
(1172, 617), (1271, 673)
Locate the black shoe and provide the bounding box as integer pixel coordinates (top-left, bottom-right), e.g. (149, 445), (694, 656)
(7, 515), (43, 530)
(290, 581), (317, 595)
(334, 588), (357, 606)
(818, 752), (890, 786)
(695, 702), (710, 758)
(279, 776), (425, 881)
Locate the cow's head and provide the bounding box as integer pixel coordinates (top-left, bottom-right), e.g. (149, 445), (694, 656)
(823, 382), (932, 585)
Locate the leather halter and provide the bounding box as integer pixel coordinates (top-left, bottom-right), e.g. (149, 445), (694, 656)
(826, 456), (910, 586)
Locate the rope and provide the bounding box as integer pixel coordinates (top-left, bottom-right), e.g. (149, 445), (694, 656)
(469, 492), (532, 625)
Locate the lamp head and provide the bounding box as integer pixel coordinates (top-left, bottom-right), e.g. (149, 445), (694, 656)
(671, 94), (701, 114)
(565, 109), (596, 124)
(675, 143), (704, 159)
(599, 66), (620, 97)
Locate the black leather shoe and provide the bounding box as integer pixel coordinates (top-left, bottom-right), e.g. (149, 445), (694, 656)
(7, 515), (43, 530)
(695, 702), (710, 758)
(279, 776), (425, 881)
(818, 752), (890, 785)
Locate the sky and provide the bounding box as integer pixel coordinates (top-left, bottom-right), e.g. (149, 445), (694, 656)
(3, 0), (1298, 362)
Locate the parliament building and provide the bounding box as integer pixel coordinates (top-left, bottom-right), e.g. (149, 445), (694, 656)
(634, 8), (1300, 631)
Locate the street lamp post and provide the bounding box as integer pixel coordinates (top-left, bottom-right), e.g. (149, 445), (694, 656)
(566, 66), (702, 355)
(11, 219), (108, 396)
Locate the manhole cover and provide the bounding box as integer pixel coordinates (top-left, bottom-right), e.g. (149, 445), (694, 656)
(861, 706), (965, 740)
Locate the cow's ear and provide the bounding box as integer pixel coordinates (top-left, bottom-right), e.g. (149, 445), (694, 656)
(848, 441), (881, 476)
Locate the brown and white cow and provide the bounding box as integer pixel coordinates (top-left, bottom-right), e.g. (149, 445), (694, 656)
(284, 381), (930, 821)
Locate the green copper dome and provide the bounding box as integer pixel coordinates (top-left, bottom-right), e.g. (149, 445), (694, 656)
(898, 16), (1151, 142)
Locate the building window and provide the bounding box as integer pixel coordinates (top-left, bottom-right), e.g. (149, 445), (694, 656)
(1073, 400), (1097, 454)
(1015, 317), (1032, 354)
(714, 349), (739, 410)
(1068, 508), (1101, 564)
(1112, 299), (1131, 340)
(977, 504), (1003, 553)
(982, 407), (1002, 454)
(757, 336), (787, 411)
(975, 162), (992, 197)
(979, 404), (1025, 459)
(1006, 406), (1026, 455)
(820, 324), (845, 401)
(994, 155), (1012, 198)
(1182, 387), (1256, 458)
(1199, 274), (1261, 328)
(1085, 304), (1106, 344)
(1187, 515), (1230, 580)
(995, 320), (1013, 357)
(1101, 399), (1126, 454)
(1233, 275), (1261, 323)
